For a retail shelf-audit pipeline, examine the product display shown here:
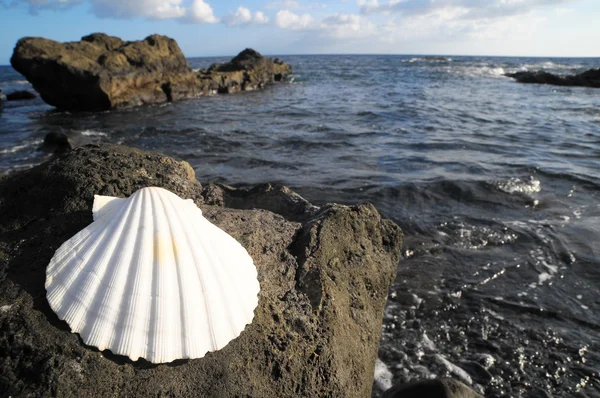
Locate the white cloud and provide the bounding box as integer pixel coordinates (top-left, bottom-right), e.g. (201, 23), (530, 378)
(275, 9), (315, 30)
(4, 0), (80, 14)
(87, 0), (185, 19)
(266, 0), (299, 9)
(320, 13), (377, 39)
(359, 0), (579, 19)
(222, 6), (270, 26)
(254, 11), (269, 24)
(188, 0), (217, 23)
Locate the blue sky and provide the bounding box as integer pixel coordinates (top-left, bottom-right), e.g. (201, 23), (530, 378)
(0, 0), (598, 64)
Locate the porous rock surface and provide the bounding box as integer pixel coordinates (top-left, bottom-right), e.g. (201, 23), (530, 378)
(506, 68), (600, 88)
(10, 33), (292, 111)
(0, 143), (402, 397)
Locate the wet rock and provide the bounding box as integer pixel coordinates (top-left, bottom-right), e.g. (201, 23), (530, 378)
(392, 292), (423, 307)
(506, 68), (600, 88)
(458, 361), (493, 385)
(202, 183), (319, 222)
(471, 353), (496, 369)
(382, 378), (483, 398)
(434, 355), (473, 386)
(0, 143), (402, 397)
(11, 34), (292, 111)
(39, 131), (73, 154)
(526, 388), (553, 398)
(6, 90), (37, 101)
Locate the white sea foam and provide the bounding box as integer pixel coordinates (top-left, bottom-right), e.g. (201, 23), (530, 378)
(374, 358), (393, 391)
(497, 177), (541, 194)
(80, 130), (107, 137)
(519, 61), (582, 72)
(0, 304), (13, 313)
(455, 65), (506, 79)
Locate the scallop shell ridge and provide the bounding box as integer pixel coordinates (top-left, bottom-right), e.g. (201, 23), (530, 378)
(45, 187), (260, 363)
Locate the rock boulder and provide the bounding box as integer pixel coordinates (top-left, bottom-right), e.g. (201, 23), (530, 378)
(506, 68), (600, 88)
(0, 143), (402, 397)
(11, 34), (292, 110)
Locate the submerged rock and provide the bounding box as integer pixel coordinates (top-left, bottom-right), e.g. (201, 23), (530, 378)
(0, 143), (402, 397)
(383, 378), (483, 398)
(39, 131), (73, 154)
(11, 34), (292, 111)
(6, 90), (37, 101)
(506, 68), (600, 88)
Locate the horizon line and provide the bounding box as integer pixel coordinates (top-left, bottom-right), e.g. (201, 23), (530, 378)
(1, 52), (599, 67)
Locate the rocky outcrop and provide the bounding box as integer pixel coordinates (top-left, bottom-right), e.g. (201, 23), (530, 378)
(6, 90), (37, 101)
(0, 143), (402, 397)
(10, 34), (292, 111)
(506, 68), (600, 88)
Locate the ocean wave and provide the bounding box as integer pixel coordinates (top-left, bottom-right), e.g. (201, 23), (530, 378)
(405, 57), (452, 63)
(0, 139), (42, 154)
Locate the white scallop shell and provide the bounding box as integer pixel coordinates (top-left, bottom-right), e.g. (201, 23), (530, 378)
(45, 187), (259, 363)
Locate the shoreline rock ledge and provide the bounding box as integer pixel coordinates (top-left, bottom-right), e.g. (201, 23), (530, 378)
(0, 143), (403, 397)
(10, 33), (292, 111)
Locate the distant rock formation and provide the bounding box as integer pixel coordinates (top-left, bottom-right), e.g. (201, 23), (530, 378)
(10, 33), (292, 111)
(506, 68), (600, 88)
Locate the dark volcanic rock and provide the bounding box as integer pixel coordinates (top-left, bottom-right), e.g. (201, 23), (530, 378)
(0, 143), (402, 397)
(506, 68), (600, 88)
(383, 378), (483, 398)
(458, 361), (493, 385)
(39, 131), (73, 154)
(11, 34), (292, 111)
(6, 89), (37, 101)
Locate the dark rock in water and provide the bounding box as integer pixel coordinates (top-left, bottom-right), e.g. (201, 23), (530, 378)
(424, 56), (449, 62)
(6, 90), (37, 101)
(506, 68), (600, 88)
(526, 388), (553, 398)
(383, 378), (483, 398)
(0, 143), (402, 397)
(39, 131), (73, 154)
(202, 183), (319, 222)
(458, 361), (493, 385)
(471, 353), (496, 370)
(10, 33), (292, 111)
